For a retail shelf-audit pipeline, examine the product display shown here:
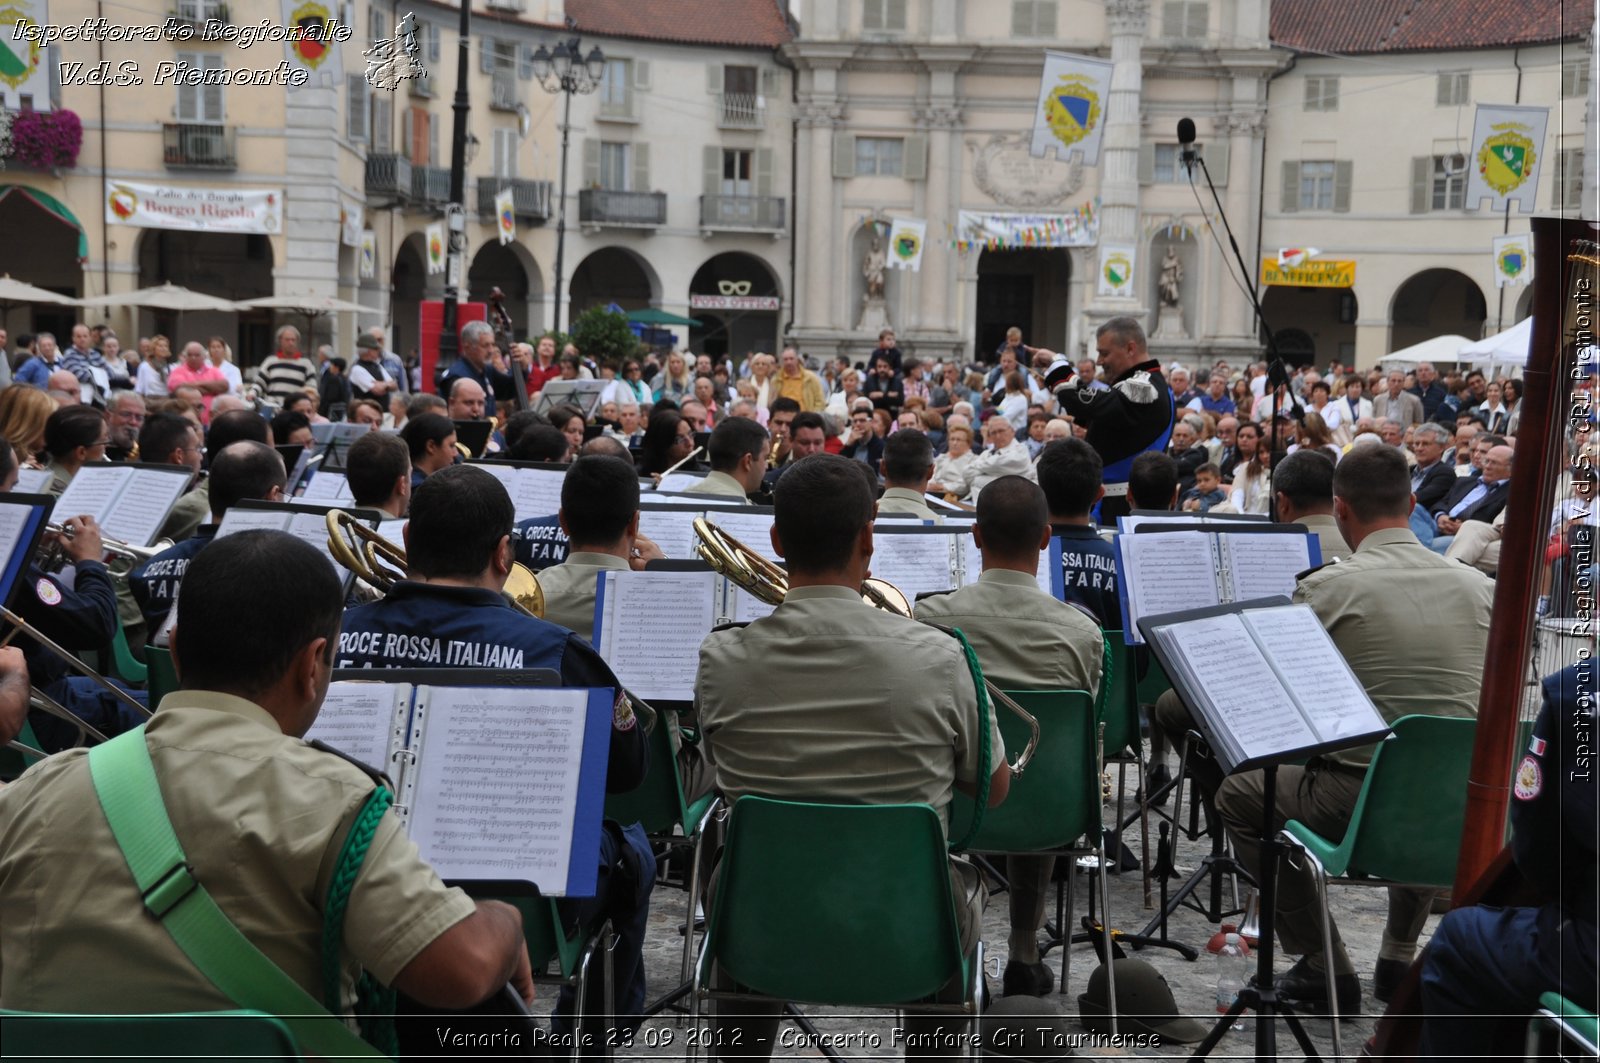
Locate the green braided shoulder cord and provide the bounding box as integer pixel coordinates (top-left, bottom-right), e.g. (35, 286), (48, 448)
(322, 786), (399, 1059)
(948, 627), (990, 853)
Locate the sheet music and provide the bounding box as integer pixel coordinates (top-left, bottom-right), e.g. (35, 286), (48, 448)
(307, 682), (407, 772)
(958, 534), (1055, 596)
(285, 511), (346, 575)
(1222, 533), (1313, 603)
(595, 570), (717, 700)
(871, 532), (958, 601)
(1157, 612), (1318, 763)
(654, 472), (707, 494)
(13, 467), (51, 494)
(52, 465), (123, 524)
(407, 686), (590, 892)
(728, 584), (777, 624)
(712, 511), (780, 562)
(508, 468), (565, 523)
(637, 508), (701, 561)
(216, 507), (292, 537)
(1119, 513), (1268, 534)
(1242, 606), (1384, 742)
(0, 502), (36, 601)
(1119, 533), (1221, 642)
(301, 470), (353, 504)
(102, 469), (188, 546)
(469, 462), (519, 496)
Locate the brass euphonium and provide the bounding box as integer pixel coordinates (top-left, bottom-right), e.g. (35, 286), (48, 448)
(691, 516), (1041, 774)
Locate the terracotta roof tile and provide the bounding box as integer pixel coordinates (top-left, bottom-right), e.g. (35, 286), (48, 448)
(1272, 0), (1591, 54)
(565, 0), (793, 49)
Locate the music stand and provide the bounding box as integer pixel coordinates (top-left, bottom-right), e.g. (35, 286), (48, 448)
(533, 379), (608, 419)
(1137, 598), (1391, 1059)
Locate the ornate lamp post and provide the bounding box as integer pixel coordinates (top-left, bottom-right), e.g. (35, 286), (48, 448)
(530, 37), (604, 336)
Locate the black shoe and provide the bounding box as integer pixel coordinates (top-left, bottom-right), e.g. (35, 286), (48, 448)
(1002, 959), (1054, 997)
(1273, 955), (1361, 1015)
(1372, 958), (1409, 1003)
(1141, 763), (1172, 806)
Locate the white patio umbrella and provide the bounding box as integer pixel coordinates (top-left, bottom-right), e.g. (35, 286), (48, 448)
(78, 283), (241, 313)
(236, 294), (383, 316)
(0, 275), (79, 307)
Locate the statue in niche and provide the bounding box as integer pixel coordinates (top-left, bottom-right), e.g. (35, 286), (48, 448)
(862, 237), (887, 301)
(1158, 245), (1184, 308)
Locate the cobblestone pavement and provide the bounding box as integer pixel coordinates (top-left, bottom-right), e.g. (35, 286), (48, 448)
(580, 760), (1420, 1063)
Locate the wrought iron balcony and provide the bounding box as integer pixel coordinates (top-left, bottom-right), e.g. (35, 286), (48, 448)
(410, 165), (451, 206)
(579, 189), (667, 227)
(162, 123), (235, 170)
(700, 195), (786, 231)
(477, 177), (552, 221)
(364, 153), (412, 200)
(717, 93), (764, 129)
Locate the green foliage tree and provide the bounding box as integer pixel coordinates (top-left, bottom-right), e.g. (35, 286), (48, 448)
(569, 306), (642, 371)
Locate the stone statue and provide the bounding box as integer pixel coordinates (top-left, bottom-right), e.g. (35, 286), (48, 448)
(863, 238), (887, 301)
(1158, 245), (1183, 308)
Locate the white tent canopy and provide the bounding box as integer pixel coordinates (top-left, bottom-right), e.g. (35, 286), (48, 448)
(1377, 334), (1474, 370)
(1460, 316), (1533, 368)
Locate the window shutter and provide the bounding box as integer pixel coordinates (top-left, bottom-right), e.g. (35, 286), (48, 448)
(1162, 0), (1183, 34)
(1280, 161), (1299, 212)
(582, 139), (600, 187)
(886, 0), (907, 28)
(707, 65), (722, 94)
(1409, 157), (1431, 213)
(373, 95), (392, 152)
(1333, 160), (1353, 212)
(518, 44), (533, 80)
(176, 51), (197, 121)
(202, 54), (223, 122)
(347, 75), (368, 141)
(632, 142), (650, 192)
(1206, 140), (1229, 185)
(1435, 74), (1451, 106)
(1187, 1), (1208, 36)
(760, 68), (779, 98)
(427, 23), (439, 62)
(402, 108), (416, 161)
(1012, 1), (1030, 36)
(633, 60), (651, 90)
(704, 145), (722, 196)
(833, 132), (855, 179)
(1137, 144), (1155, 183)
(755, 147), (773, 197)
(902, 134), (928, 180)
(480, 36), (496, 74)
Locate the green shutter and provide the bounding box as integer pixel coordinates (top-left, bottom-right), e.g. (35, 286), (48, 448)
(903, 134), (928, 180)
(1333, 160), (1353, 212)
(1280, 160), (1299, 212)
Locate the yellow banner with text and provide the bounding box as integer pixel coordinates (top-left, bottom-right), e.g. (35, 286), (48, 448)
(1260, 258), (1356, 288)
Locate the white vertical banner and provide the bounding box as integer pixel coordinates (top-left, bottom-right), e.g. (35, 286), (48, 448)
(359, 229), (376, 279)
(1492, 233), (1533, 288)
(0, 1), (52, 110)
(1098, 244), (1136, 298)
(425, 222), (445, 274)
(340, 197), (362, 246)
(494, 186), (516, 245)
(282, 0), (344, 90)
(1465, 104), (1550, 213)
(885, 218), (926, 271)
(1029, 51), (1114, 165)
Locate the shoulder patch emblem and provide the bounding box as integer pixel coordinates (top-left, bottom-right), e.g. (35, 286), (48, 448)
(1114, 373), (1158, 404)
(35, 578), (61, 606)
(1513, 754), (1542, 801)
(613, 692), (637, 732)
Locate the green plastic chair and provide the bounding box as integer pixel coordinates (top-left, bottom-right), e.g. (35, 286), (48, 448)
(689, 797), (982, 1060)
(0, 1009), (300, 1060)
(1279, 714), (1477, 1058)
(1527, 991), (1600, 1060)
(146, 646), (180, 706)
(498, 894), (611, 1061)
(111, 622), (149, 684)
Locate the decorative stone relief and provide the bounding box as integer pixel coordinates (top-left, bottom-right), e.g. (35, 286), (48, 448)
(966, 133), (1085, 207)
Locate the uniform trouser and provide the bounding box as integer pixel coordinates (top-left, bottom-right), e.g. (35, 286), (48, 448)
(1216, 765), (1438, 973)
(28, 675), (149, 752)
(711, 858), (986, 1061)
(551, 821), (656, 1038)
(1443, 519), (1501, 573)
(1418, 904), (1598, 1062)
(1007, 856), (1054, 958)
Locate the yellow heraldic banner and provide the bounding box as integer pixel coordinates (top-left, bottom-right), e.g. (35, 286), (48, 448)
(1260, 257), (1355, 289)
(886, 217), (926, 271)
(0, 0), (51, 110)
(1029, 51), (1113, 165)
(1492, 233), (1533, 288)
(1465, 104), (1549, 213)
(281, 0), (344, 89)
(359, 229), (376, 279)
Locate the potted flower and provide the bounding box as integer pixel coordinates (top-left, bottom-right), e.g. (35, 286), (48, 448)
(7, 109), (83, 171)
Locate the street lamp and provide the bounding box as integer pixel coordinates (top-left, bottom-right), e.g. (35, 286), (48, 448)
(531, 36), (604, 336)
(436, 0), (474, 383)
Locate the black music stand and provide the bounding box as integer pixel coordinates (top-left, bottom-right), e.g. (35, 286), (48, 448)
(1136, 599), (1391, 1060)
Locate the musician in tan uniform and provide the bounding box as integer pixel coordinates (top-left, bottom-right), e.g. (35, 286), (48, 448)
(537, 456), (665, 643)
(696, 453), (1008, 1058)
(0, 531), (532, 1018)
(680, 417), (767, 504)
(876, 429), (944, 522)
(915, 475), (1101, 997)
(1216, 444), (1493, 1011)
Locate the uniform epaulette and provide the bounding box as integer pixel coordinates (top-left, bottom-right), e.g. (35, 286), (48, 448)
(1295, 561), (1335, 582)
(914, 588), (956, 603)
(710, 620), (751, 634)
(308, 739), (394, 792)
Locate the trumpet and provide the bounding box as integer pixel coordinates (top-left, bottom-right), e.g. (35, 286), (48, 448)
(42, 522), (171, 566)
(692, 517), (1040, 774)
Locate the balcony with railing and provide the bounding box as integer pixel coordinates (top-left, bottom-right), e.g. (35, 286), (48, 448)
(700, 195), (786, 231)
(490, 72), (519, 112)
(717, 93), (764, 129)
(579, 189), (667, 228)
(162, 123), (235, 170)
(477, 178), (552, 221)
(365, 154), (412, 200)
(410, 165), (451, 206)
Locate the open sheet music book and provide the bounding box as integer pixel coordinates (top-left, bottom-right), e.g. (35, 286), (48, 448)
(0, 493), (53, 610)
(1138, 600), (1391, 773)
(1115, 525), (1319, 644)
(1118, 510), (1270, 534)
(215, 500), (383, 592)
(52, 462), (193, 547)
(13, 468), (51, 495)
(469, 460), (567, 523)
(306, 677), (613, 895)
(594, 569), (722, 701)
(299, 469), (354, 504)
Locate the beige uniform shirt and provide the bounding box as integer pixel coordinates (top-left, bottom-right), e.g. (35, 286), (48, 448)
(681, 471), (751, 504)
(0, 691), (475, 1013)
(537, 550), (630, 643)
(697, 584), (1003, 833)
(1293, 526), (1493, 769)
(914, 568), (1103, 694)
(1296, 512), (1353, 563)
(159, 479), (210, 544)
(876, 486), (943, 523)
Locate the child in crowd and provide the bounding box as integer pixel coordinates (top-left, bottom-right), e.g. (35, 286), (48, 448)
(1181, 462), (1226, 512)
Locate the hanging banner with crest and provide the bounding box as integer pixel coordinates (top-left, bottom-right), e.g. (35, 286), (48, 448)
(359, 229), (376, 279)
(1029, 51), (1113, 165)
(494, 187), (515, 245)
(281, 0), (344, 90)
(886, 217), (927, 271)
(424, 221), (445, 274)
(1492, 233), (1533, 288)
(1097, 244), (1136, 298)
(0, 0), (51, 110)
(1465, 104), (1549, 213)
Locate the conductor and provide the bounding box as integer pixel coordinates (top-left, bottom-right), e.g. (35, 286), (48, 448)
(1042, 316), (1174, 521)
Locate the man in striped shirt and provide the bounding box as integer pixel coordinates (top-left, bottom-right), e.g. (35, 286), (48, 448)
(256, 326), (316, 405)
